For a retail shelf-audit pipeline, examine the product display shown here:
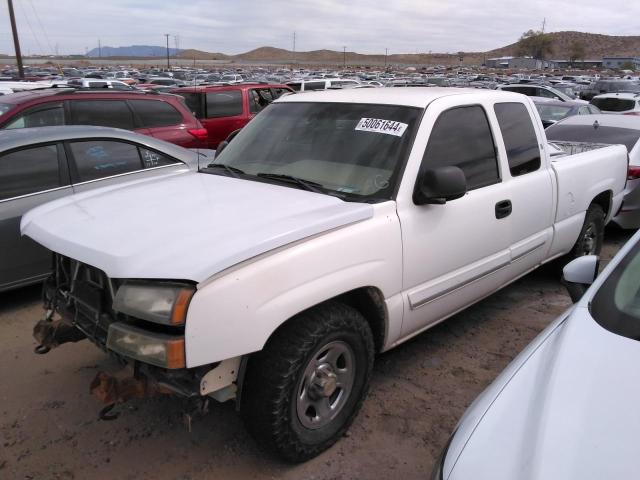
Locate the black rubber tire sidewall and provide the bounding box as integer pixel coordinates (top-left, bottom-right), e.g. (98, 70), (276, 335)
(570, 203), (605, 260)
(287, 327), (371, 445)
(240, 301), (374, 463)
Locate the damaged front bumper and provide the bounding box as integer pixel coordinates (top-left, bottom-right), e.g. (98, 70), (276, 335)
(35, 254), (242, 409)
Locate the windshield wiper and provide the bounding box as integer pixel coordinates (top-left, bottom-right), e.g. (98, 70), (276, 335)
(205, 163), (246, 177)
(256, 173), (325, 193)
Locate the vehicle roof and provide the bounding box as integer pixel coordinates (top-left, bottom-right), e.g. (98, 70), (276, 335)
(0, 125), (199, 162)
(171, 83), (291, 93)
(275, 87), (525, 108)
(0, 88), (166, 105)
(530, 96), (583, 107)
(554, 113), (640, 129)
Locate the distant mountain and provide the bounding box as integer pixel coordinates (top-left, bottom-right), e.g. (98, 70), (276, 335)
(86, 45), (182, 58)
(486, 31), (640, 59)
(176, 49), (229, 60)
(74, 32), (640, 64)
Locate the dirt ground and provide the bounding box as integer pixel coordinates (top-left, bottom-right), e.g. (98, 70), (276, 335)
(0, 228), (632, 480)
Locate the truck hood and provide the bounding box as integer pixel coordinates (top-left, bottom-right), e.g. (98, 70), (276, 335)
(448, 307), (640, 480)
(21, 172), (374, 282)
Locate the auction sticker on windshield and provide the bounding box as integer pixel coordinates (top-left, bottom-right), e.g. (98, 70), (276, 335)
(355, 118), (408, 137)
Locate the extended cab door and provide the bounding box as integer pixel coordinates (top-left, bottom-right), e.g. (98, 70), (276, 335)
(396, 97), (513, 338)
(491, 100), (554, 274)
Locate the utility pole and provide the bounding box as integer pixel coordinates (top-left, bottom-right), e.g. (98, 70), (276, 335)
(98, 38), (102, 58)
(292, 31), (296, 68)
(164, 33), (170, 70)
(541, 17), (546, 33)
(343, 46), (346, 69)
(384, 48), (388, 68)
(7, 0), (24, 78)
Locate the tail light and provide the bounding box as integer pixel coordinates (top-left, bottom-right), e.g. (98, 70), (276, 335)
(628, 166), (640, 180)
(187, 128), (208, 143)
(623, 112), (640, 116)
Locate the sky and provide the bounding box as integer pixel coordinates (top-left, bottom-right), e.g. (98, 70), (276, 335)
(1, 0), (639, 56)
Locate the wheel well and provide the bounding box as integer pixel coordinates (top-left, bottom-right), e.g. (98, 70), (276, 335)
(591, 191), (612, 218)
(333, 287), (387, 353)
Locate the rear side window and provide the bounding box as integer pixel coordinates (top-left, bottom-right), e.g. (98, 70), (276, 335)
(421, 106), (499, 190)
(178, 93), (204, 118)
(129, 99), (183, 128)
(70, 100), (135, 129)
(3, 103), (65, 129)
(272, 88), (291, 98)
(69, 140), (142, 182)
(287, 83), (302, 92)
(304, 82), (326, 91)
(205, 91), (243, 118)
(591, 97), (636, 112)
(139, 147), (180, 168)
(494, 102), (541, 176)
(0, 144), (61, 200)
(248, 88), (274, 114)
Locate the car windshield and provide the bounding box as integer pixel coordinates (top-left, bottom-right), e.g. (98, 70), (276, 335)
(546, 124), (640, 152)
(535, 104), (573, 121)
(591, 237), (640, 341)
(206, 102), (421, 201)
(591, 97), (636, 112)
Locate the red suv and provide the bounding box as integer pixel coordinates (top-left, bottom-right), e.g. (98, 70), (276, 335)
(0, 89), (208, 148)
(171, 83), (293, 148)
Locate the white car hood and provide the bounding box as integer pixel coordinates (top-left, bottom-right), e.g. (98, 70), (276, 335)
(21, 172), (374, 282)
(448, 307), (640, 480)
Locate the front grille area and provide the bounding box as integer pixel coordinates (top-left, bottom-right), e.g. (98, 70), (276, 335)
(50, 254), (121, 350)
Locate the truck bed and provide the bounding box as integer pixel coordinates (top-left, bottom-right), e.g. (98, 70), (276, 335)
(548, 141), (615, 157)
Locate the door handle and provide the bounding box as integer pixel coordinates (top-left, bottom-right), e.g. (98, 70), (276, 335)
(495, 200), (512, 219)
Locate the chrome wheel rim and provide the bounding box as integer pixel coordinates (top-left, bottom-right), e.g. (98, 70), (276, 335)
(582, 223), (597, 255)
(296, 340), (355, 430)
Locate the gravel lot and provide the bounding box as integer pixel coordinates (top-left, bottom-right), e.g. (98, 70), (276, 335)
(0, 228), (632, 480)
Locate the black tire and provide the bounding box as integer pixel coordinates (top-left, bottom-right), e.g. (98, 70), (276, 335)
(568, 203), (605, 260)
(240, 301), (374, 462)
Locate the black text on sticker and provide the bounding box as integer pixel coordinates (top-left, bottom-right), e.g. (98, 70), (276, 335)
(355, 118), (408, 137)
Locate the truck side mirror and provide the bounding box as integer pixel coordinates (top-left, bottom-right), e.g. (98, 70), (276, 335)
(413, 166), (467, 205)
(562, 255), (599, 303)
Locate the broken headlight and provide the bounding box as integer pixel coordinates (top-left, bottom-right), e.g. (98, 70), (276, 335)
(113, 282), (195, 326)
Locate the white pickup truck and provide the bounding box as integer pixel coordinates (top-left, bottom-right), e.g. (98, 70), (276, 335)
(23, 88), (628, 462)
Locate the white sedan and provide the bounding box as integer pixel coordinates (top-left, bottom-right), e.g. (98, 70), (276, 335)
(434, 230), (640, 480)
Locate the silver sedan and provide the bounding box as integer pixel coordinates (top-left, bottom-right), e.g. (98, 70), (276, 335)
(0, 125), (201, 292)
(433, 229), (640, 479)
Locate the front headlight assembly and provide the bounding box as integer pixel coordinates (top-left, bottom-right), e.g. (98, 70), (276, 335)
(113, 282), (195, 326)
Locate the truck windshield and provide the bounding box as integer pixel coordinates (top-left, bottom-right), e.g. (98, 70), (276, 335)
(208, 102), (421, 201)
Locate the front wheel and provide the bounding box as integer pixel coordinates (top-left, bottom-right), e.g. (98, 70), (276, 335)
(240, 302), (374, 462)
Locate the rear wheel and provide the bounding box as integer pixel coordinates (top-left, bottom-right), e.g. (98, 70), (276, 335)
(240, 301), (374, 462)
(569, 203), (605, 259)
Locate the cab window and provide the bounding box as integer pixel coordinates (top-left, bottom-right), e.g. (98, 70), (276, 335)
(494, 102), (541, 177)
(421, 106), (499, 190)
